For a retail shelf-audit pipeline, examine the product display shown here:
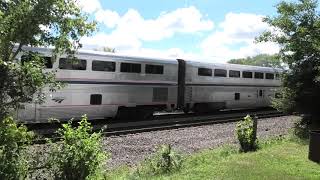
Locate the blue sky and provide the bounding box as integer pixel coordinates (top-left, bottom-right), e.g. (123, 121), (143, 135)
(78, 0), (284, 62)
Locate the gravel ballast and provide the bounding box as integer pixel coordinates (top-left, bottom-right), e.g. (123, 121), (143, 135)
(104, 115), (298, 168)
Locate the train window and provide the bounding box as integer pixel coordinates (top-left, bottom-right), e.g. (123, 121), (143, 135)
(235, 93), (240, 100)
(90, 94), (102, 105)
(59, 58), (87, 70)
(275, 73), (280, 80)
(92, 60), (115, 72)
(198, 68), (212, 76)
(21, 55), (52, 69)
(146, 64), (164, 74)
(214, 69), (227, 77)
(242, 71), (253, 78)
(120, 62), (141, 73)
(254, 72), (264, 79)
(266, 73), (274, 79)
(229, 70), (240, 78)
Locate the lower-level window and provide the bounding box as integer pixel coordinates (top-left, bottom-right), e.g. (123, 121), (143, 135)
(90, 94), (102, 105)
(235, 93), (240, 100)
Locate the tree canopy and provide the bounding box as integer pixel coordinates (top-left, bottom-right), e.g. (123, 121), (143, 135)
(258, 0), (320, 118)
(0, 0), (96, 119)
(228, 54), (283, 68)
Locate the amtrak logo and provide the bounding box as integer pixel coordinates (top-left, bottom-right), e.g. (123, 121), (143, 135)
(52, 97), (65, 103)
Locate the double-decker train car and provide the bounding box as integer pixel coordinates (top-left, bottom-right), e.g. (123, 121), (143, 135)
(178, 60), (281, 113)
(15, 47), (281, 123)
(16, 47), (178, 123)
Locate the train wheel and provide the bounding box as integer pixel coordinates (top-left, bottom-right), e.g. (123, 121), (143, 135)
(193, 103), (209, 114)
(116, 107), (154, 121)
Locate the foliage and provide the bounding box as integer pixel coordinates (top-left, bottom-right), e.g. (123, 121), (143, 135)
(0, 116), (34, 179)
(133, 145), (183, 178)
(228, 54), (283, 68)
(47, 115), (107, 180)
(236, 115), (258, 152)
(271, 87), (296, 113)
(291, 115), (313, 139)
(257, 0), (320, 120)
(0, 0), (96, 119)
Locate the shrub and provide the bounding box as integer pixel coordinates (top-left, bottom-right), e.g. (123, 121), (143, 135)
(236, 115), (258, 152)
(47, 115), (108, 180)
(133, 144), (183, 177)
(291, 115), (312, 140)
(0, 116), (34, 179)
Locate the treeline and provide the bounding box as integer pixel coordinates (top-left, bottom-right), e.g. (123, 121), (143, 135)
(228, 54), (283, 68)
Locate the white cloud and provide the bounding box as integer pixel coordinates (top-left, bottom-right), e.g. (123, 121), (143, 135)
(81, 6), (279, 63)
(81, 6), (214, 60)
(81, 32), (142, 51)
(95, 10), (120, 28)
(95, 6), (214, 41)
(201, 12), (280, 61)
(78, 0), (101, 13)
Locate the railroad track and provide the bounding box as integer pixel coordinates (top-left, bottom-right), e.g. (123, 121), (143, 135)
(101, 109), (284, 136)
(28, 108), (285, 144)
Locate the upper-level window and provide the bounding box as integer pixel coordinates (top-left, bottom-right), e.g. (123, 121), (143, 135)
(254, 72), (264, 79)
(59, 58), (87, 70)
(214, 69), (227, 77)
(92, 60), (115, 72)
(145, 64), (164, 74)
(198, 68), (212, 76)
(275, 73), (280, 80)
(21, 55), (52, 69)
(229, 70), (240, 78)
(120, 62), (141, 73)
(242, 71), (253, 78)
(266, 73), (275, 80)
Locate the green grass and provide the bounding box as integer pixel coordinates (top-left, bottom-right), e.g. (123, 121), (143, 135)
(106, 138), (320, 180)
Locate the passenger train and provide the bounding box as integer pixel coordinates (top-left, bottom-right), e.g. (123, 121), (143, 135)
(15, 47), (282, 123)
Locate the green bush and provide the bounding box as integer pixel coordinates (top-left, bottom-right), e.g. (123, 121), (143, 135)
(47, 115), (108, 180)
(236, 115), (258, 152)
(292, 115), (312, 140)
(0, 116), (34, 179)
(133, 144), (183, 177)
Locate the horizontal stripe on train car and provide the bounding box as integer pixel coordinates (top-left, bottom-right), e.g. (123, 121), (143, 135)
(185, 83), (280, 88)
(61, 81), (178, 86)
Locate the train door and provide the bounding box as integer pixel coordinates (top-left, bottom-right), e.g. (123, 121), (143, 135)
(256, 89), (265, 107)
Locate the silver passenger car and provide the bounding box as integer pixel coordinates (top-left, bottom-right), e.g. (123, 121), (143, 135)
(180, 60), (281, 113)
(16, 47), (281, 123)
(16, 47), (178, 123)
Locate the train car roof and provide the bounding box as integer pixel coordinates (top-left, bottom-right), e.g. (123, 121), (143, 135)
(20, 46), (178, 65)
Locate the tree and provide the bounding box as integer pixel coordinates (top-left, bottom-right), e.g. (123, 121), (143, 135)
(0, 0), (96, 119)
(228, 54), (283, 68)
(258, 0), (320, 122)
